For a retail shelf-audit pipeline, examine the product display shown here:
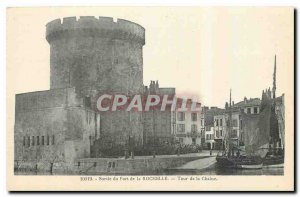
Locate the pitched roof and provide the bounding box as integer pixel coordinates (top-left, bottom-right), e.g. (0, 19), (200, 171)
(203, 107), (225, 127)
(233, 98), (261, 108)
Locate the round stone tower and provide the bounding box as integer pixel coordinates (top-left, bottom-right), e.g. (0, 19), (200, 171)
(46, 16), (145, 95)
(46, 16), (145, 154)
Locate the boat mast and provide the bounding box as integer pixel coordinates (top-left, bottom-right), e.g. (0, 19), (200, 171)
(271, 55), (278, 148)
(272, 55), (276, 99)
(227, 89), (232, 154)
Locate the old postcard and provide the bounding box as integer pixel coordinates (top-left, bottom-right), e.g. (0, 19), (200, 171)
(7, 7), (294, 191)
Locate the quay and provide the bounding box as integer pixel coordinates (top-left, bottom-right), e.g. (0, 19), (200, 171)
(15, 151), (217, 175)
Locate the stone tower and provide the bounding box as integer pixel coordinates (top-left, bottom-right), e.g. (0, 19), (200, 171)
(46, 16), (146, 155)
(46, 16), (145, 95)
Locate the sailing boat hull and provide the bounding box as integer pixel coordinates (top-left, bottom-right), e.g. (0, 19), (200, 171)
(263, 154), (284, 168)
(237, 164), (263, 169)
(216, 155), (263, 169)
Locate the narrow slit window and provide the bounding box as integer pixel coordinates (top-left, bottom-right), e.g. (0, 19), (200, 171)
(47, 135), (50, 145)
(52, 135), (55, 145)
(27, 136), (30, 147)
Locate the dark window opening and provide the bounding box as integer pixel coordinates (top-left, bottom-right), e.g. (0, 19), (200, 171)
(247, 108), (251, 114)
(191, 113), (197, 121)
(84, 96), (91, 108)
(52, 135), (55, 145)
(192, 138), (196, 145)
(240, 120), (243, 130)
(191, 124), (197, 132)
(232, 119), (238, 127)
(231, 130), (238, 138)
(177, 124), (185, 132)
(27, 137), (30, 147)
(177, 112), (185, 121)
(254, 107), (258, 114)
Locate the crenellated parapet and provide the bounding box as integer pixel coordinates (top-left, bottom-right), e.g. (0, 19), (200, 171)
(46, 16), (145, 45)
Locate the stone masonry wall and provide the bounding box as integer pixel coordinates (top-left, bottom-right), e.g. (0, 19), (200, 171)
(14, 88), (99, 169)
(46, 16), (145, 95)
(46, 17), (146, 148)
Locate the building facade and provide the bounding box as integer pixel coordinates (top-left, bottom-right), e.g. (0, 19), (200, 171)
(213, 114), (226, 150)
(201, 98), (263, 150)
(230, 97), (261, 146)
(175, 100), (202, 146)
(202, 107), (224, 150)
(143, 80), (176, 147)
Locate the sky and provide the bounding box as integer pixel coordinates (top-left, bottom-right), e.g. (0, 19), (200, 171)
(7, 7), (294, 108)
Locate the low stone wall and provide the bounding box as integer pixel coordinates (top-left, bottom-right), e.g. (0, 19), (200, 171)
(77, 156), (203, 175)
(14, 156), (207, 175)
(14, 160), (78, 175)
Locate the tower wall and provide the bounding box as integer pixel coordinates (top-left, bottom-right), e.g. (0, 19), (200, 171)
(46, 16), (145, 95)
(46, 17), (145, 153)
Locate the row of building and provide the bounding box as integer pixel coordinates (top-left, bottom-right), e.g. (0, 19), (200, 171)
(174, 93), (285, 151)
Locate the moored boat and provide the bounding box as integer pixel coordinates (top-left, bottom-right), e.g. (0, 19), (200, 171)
(263, 152), (284, 168)
(216, 155), (263, 169)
